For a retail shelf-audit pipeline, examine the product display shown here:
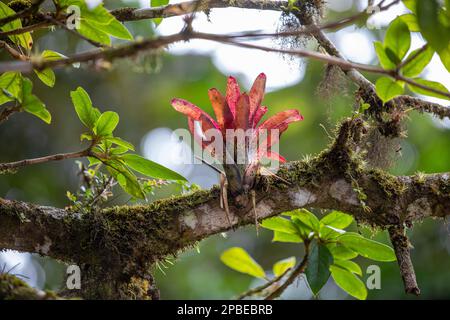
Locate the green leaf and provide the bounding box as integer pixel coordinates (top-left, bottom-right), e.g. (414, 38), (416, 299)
(375, 77), (404, 103)
(273, 257), (296, 277)
(0, 2), (33, 50)
(261, 217), (299, 234)
(61, 0), (114, 24)
(407, 78), (450, 100)
(330, 265), (367, 300)
(374, 41), (396, 70)
(81, 2), (115, 25)
(401, 45), (434, 77)
(333, 260), (362, 276)
(80, 133), (92, 141)
(90, 18), (133, 40)
(403, 0), (417, 13)
(319, 225), (345, 240)
(319, 211), (352, 240)
(220, 247), (266, 279)
(438, 44), (450, 72)
(106, 160), (145, 199)
(272, 231), (303, 243)
(105, 137), (135, 151)
(320, 211), (353, 229)
(88, 156), (101, 166)
(33, 50), (66, 87)
(0, 72), (22, 105)
(94, 111), (119, 136)
(305, 243), (333, 295)
(384, 17), (411, 61)
(21, 78), (51, 124)
(151, 0), (170, 7)
(34, 69), (55, 88)
(338, 233), (396, 262)
(78, 20), (111, 45)
(120, 154), (187, 181)
(151, 0), (169, 26)
(110, 146), (129, 155)
(290, 209), (320, 233)
(399, 14), (420, 32)
(416, 0), (449, 52)
(70, 87), (100, 129)
(41, 50), (66, 60)
(328, 244), (358, 260)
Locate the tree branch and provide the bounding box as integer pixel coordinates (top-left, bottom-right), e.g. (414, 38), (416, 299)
(388, 226), (420, 295)
(111, 0), (288, 21)
(265, 241), (310, 300)
(0, 0), (45, 26)
(0, 148), (91, 172)
(0, 118), (448, 298)
(0, 273), (59, 300)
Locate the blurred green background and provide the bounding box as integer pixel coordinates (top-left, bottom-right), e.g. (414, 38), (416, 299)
(0, 0), (449, 299)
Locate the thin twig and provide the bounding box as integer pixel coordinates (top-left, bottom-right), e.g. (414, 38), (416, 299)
(0, 105), (21, 124)
(0, 40), (28, 60)
(0, 148), (91, 172)
(237, 267), (291, 300)
(397, 44), (428, 71)
(0, 21), (50, 37)
(265, 241), (310, 300)
(0, 0), (45, 26)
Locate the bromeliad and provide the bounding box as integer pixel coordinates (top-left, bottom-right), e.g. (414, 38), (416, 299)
(171, 73), (303, 203)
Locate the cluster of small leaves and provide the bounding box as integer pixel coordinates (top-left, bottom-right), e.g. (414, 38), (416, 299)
(0, 0), (135, 124)
(66, 161), (115, 212)
(71, 87), (186, 200)
(374, 0), (450, 103)
(221, 210), (396, 300)
(0, 71), (52, 123)
(0, 2), (70, 123)
(57, 0), (133, 45)
(0, 2), (32, 51)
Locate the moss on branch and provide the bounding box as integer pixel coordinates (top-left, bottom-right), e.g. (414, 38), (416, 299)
(0, 274), (58, 300)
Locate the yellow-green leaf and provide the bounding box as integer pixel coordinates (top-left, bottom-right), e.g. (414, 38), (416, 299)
(330, 265), (367, 300)
(0, 2), (33, 50)
(374, 41), (396, 70)
(333, 260), (362, 276)
(272, 231), (303, 243)
(320, 211), (353, 229)
(399, 13), (420, 32)
(402, 45), (434, 77)
(70, 87), (100, 129)
(338, 233), (396, 262)
(407, 78), (450, 100)
(78, 20), (111, 45)
(385, 17), (411, 60)
(273, 257), (296, 277)
(261, 217), (298, 234)
(94, 111), (119, 136)
(90, 18), (133, 40)
(220, 247), (266, 279)
(120, 154), (187, 181)
(21, 78), (51, 124)
(328, 244), (358, 260)
(0, 72), (22, 104)
(375, 77), (404, 103)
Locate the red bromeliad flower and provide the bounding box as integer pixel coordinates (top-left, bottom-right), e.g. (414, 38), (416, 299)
(171, 73), (303, 195)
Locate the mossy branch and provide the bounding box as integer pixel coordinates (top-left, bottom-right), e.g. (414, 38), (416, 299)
(0, 274), (59, 300)
(0, 119), (448, 298)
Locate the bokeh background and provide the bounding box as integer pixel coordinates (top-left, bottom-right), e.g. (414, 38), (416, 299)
(0, 0), (449, 299)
